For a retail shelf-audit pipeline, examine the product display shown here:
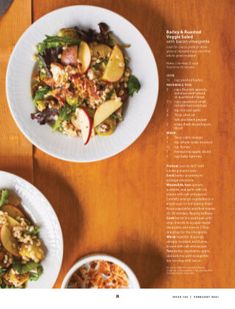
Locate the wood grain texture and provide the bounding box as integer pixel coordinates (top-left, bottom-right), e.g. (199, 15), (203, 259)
(33, 0), (166, 288)
(32, 0), (235, 288)
(0, 0), (33, 181)
(0, 0), (234, 288)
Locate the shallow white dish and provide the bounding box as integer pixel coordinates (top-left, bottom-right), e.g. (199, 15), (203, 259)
(0, 171), (63, 288)
(6, 5), (158, 162)
(61, 254), (140, 288)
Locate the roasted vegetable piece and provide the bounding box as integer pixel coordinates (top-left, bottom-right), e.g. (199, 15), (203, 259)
(91, 43), (112, 58)
(95, 118), (117, 136)
(19, 242), (45, 263)
(35, 100), (46, 112)
(4, 269), (29, 287)
(13, 261), (42, 275)
(58, 28), (80, 39)
(66, 95), (80, 106)
(29, 265), (43, 281)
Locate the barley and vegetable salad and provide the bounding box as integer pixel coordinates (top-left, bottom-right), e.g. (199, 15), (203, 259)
(0, 189), (45, 288)
(31, 23), (141, 145)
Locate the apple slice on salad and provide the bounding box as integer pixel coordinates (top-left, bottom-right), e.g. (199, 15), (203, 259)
(102, 45), (125, 82)
(1, 204), (25, 219)
(73, 108), (93, 145)
(7, 216), (20, 227)
(78, 41), (91, 74)
(94, 98), (122, 127)
(91, 43), (112, 58)
(0, 224), (19, 256)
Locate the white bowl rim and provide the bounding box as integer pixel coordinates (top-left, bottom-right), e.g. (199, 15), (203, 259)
(61, 253), (140, 288)
(6, 4), (159, 163)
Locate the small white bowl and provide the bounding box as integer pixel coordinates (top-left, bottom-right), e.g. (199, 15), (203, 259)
(61, 254), (140, 288)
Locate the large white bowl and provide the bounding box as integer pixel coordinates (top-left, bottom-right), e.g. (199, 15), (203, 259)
(0, 171), (63, 288)
(6, 5), (158, 162)
(61, 254), (140, 288)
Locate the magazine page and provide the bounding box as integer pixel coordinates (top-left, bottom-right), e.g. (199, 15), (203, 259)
(0, 0), (234, 307)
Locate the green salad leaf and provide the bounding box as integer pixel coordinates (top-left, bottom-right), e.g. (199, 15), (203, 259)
(111, 113), (123, 122)
(52, 104), (76, 131)
(12, 261), (43, 281)
(66, 96), (80, 107)
(37, 35), (80, 54)
(105, 89), (115, 101)
(128, 75), (141, 96)
(0, 189), (9, 207)
(0, 267), (7, 276)
(36, 54), (47, 70)
(29, 265), (43, 281)
(34, 86), (51, 102)
(36, 54), (51, 78)
(26, 226), (40, 236)
(13, 261), (37, 274)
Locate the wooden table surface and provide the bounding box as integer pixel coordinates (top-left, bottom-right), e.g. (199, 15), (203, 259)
(0, 0), (234, 288)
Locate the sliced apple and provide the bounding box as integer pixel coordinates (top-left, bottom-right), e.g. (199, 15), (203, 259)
(61, 45), (78, 66)
(73, 108), (93, 145)
(7, 216), (20, 227)
(78, 41), (91, 74)
(94, 98), (122, 127)
(102, 45), (125, 82)
(91, 44), (112, 58)
(1, 204), (25, 219)
(0, 224), (19, 256)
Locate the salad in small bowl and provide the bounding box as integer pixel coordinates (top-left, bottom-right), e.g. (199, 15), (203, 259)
(31, 23), (141, 145)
